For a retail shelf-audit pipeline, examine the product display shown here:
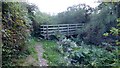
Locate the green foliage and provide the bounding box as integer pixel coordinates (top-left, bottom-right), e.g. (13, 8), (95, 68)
(110, 27), (119, 36)
(34, 12), (53, 24)
(57, 38), (120, 67)
(103, 33), (109, 37)
(53, 4), (92, 24)
(1, 1), (120, 67)
(41, 37), (120, 67)
(2, 2), (31, 66)
(82, 3), (118, 45)
(117, 18), (120, 22)
(26, 4), (53, 37)
(27, 38), (38, 61)
(41, 40), (66, 66)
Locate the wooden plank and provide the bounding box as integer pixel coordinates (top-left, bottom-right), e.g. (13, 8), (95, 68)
(40, 23), (84, 27)
(41, 29), (72, 32)
(40, 24), (69, 26)
(41, 28), (78, 32)
(40, 25), (83, 29)
(41, 32), (78, 36)
(41, 26), (71, 30)
(41, 29), (77, 33)
(41, 30), (69, 34)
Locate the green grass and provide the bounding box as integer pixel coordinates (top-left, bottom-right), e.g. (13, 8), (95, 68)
(27, 38), (38, 61)
(13, 38), (39, 66)
(40, 40), (64, 66)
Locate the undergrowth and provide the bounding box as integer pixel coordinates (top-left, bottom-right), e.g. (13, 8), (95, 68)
(15, 38), (39, 66)
(40, 38), (120, 67)
(27, 38), (38, 61)
(40, 40), (65, 66)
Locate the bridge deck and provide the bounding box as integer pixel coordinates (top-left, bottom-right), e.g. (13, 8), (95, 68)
(40, 23), (84, 39)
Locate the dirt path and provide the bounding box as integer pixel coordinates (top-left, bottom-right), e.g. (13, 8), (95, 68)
(35, 43), (48, 66)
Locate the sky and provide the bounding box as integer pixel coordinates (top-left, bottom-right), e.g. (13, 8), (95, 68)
(28, 0), (100, 15)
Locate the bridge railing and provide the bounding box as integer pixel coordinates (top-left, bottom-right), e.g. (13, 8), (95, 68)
(40, 23), (84, 39)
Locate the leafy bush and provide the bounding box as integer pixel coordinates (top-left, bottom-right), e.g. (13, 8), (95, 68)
(2, 2), (31, 66)
(57, 38), (120, 67)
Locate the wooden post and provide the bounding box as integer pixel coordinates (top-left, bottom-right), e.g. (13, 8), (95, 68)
(42, 26), (45, 39)
(46, 25), (48, 39)
(67, 24), (69, 36)
(58, 25), (59, 32)
(75, 24), (77, 34)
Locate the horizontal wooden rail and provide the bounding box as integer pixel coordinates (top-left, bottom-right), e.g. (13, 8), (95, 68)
(40, 24), (83, 26)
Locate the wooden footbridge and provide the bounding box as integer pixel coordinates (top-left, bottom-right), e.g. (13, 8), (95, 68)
(40, 23), (84, 39)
